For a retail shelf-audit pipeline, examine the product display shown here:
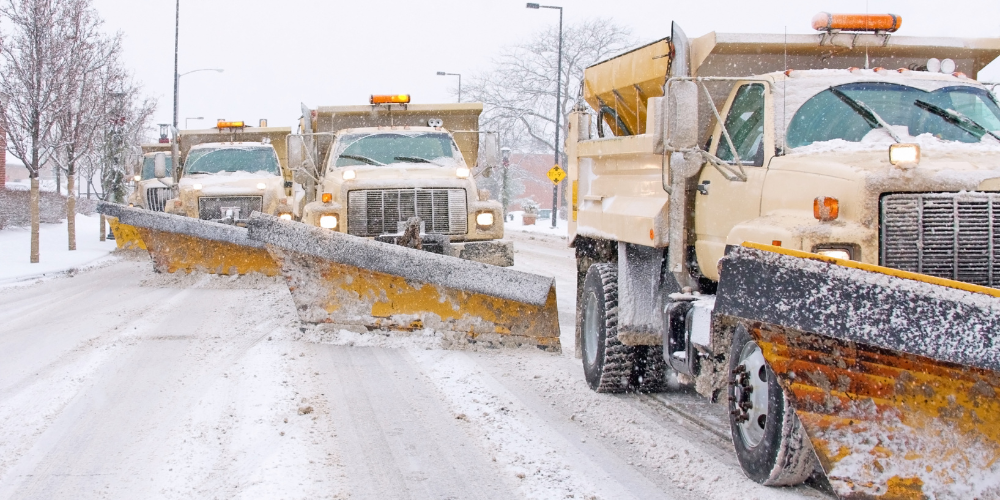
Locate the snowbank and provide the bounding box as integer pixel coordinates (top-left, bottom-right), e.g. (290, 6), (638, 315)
(0, 213), (118, 284)
(504, 211), (568, 236)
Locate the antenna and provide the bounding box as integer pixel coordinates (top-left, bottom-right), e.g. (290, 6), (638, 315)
(783, 26), (787, 154)
(864, 0), (871, 69)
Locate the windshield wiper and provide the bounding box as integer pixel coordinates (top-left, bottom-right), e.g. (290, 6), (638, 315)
(338, 154), (384, 166)
(394, 156), (442, 166)
(186, 170), (211, 174)
(914, 100), (1000, 143)
(829, 87), (904, 143)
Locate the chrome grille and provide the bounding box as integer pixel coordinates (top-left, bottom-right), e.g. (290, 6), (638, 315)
(197, 196), (263, 221)
(347, 188), (467, 237)
(881, 192), (999, 286)
(145, 187), (170, 212)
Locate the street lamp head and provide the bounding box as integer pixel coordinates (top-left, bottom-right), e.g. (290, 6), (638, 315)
(526, 3), (540, 8)
(436, 71), (446, 76)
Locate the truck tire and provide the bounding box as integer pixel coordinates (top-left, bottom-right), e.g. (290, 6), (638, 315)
(728, 324), (816, 486)
(635, 346), (668, 392)
(580, 263), (635, 393)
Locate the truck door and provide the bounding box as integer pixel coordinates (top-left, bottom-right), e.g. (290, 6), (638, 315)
(693, 82), (773, 281)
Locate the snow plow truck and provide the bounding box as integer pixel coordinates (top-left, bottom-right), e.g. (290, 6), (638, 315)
(568, 14), (1000, 498)
(289, 97), (511, 267)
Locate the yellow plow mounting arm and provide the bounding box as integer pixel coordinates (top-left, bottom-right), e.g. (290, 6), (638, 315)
(247, 213), (560, 350)
(97, 202), (280, 276)
(714, 243), (1000, 499)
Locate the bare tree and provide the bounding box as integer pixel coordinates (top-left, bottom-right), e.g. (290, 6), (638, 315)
(0, 0), (75, 263)
(51, 0), (121, 250)
(464, 19), (636, 158)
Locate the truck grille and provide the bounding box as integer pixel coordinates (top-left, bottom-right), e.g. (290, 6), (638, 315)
(881, 192), (1000, 287)
(145, 187), (170, 212)
(347, 188), (467, 237)
(197, 196), (263, 221)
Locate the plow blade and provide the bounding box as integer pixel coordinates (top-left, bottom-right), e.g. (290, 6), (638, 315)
(97, 202), (280, 276)
(247, 213), (561, 350)
(715, 243), (1000, 499)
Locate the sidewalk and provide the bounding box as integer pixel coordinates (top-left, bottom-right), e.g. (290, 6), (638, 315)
(0, 213), (119, 283)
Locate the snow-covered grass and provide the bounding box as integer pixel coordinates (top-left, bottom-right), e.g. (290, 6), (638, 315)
(504, 211), (568, 237)
(0, 213), (118, 284)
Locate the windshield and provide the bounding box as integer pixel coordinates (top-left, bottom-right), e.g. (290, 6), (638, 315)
(140, 156), (172, 180)
(184, 147), (281, 175)
(787, 83), (1000, 148)
(332, 132), (457, 168)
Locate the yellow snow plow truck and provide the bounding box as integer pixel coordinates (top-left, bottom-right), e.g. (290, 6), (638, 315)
(568, 15), (1000, 498)
(289, 97), (511, 266)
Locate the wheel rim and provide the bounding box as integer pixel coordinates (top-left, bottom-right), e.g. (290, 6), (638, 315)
(733, 341), (770, 449)
(582, 290), (600, 367)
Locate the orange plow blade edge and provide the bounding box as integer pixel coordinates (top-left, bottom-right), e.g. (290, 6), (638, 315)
(714, 243), (1000, 499)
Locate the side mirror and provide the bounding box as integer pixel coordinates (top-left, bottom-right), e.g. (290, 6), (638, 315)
(666, 80), (698, 150)
(482, 166), (493, 178)
(153, 152), (167, 178)
(481, 132), (499, 169)
(287, 135), (316, 185)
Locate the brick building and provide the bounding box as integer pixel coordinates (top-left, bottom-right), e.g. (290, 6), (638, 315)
(506, 153), (568, 213)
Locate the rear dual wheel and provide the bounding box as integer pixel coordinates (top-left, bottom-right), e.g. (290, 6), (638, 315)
(728, 324), (817, 486)
(580, 263), (666, 393)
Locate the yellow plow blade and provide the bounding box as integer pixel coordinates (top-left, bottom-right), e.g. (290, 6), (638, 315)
(106, 216), (146, 250)
(715, 244), (1000, 499)
(248, 213), (561, 350)
(98, 202), (279, 276)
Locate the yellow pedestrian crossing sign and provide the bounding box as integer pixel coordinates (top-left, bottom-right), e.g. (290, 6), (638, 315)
(547, 165), (566, 184)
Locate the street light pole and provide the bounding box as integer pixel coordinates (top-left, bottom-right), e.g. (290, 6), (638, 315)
(436, 71), (462, 102)
(171, 0), (179, 184)
(526, 3), (563, 228)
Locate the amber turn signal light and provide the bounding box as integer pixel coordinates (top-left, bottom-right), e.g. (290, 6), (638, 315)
(370, 94), (410, 104)
(814, 196), (839, 221)
(322, 193), (332, 203)
(217, 121), (245, 129)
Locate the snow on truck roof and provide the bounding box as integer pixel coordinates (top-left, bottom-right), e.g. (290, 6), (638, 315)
(189, 142), (275, 150)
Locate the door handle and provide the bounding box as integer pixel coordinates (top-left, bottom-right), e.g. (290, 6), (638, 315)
(696, 180), (710, 195)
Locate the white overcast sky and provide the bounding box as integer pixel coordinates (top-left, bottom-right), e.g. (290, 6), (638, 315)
(90, 0), (1000, 132)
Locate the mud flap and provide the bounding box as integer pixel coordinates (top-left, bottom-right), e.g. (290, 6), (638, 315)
(714, 243), (1000, 499)
(97, 202), (280, 276)
(247, 213), (561, 351)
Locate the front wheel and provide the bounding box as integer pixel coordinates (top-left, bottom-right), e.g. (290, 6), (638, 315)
(728, 324), (817, 486)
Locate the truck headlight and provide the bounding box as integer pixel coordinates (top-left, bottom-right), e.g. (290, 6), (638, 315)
(193, 183), (203, 190)
(456, 167), (470, 178)
(814, 246), (853, 261)
(342, 170), (356, 180)
(889, 143), (920, 166)
(279, 213), (292, 220)
(133, 175), (141, 182)
(257, 182), (267, 190)
(476, 212), (494, 227)
(320, 215), (338, 229)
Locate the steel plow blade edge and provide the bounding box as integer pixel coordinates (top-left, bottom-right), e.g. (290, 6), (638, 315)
(96, 202), (279, 276)
(714, 243), (1000, 500)
(247, 213), (561, 351)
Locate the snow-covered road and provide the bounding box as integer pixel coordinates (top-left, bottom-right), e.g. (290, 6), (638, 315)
(0, 233), (831, 499)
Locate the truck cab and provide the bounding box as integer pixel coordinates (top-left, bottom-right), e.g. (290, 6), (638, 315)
(159, 122), (295, 225)
(294, 99), (511, 266)
(128, 150), (172, 211)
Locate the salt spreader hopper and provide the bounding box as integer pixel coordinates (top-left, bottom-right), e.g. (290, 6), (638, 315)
(714, 243), (1000, 499)
(98, 202), (561, 350)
